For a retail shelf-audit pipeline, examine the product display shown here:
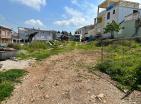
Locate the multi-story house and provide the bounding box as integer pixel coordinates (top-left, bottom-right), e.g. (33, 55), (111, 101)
(94, 0), (141, 36)
(0, 26), (12, 44)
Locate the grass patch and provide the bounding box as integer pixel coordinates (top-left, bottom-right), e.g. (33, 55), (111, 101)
(0, 82), (14, 101)
(0, 69), (27, 102)
(16, 41), (97, 60)
(94, 40), (141, 91)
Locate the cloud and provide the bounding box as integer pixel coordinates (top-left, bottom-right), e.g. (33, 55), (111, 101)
(11, 0), (46, 11)
(54, 7), (85, 26)
(54, 0), (97, 28)
(24, 19), (45, 28)
(71, 0), (79, 4)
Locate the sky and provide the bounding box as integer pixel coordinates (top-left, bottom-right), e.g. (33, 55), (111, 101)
(0, 0), (140, 32)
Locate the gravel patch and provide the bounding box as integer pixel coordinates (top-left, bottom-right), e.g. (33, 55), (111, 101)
(0, 59), (35, 71)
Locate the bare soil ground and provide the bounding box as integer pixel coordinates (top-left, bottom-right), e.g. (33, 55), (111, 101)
(2, 51), (141, 104)
(0, 59), (35, 71)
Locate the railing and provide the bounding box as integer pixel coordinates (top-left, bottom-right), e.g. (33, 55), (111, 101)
(125, 13), (140, 21)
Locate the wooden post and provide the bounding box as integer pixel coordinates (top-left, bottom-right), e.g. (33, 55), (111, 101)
(101, 39), (104, 63)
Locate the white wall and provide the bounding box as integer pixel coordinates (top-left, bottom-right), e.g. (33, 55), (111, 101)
(118, 6), (138, 23)
(104, 6), (139, 26)
(104, 6), (119, 26)
(33, 31), (54, 41)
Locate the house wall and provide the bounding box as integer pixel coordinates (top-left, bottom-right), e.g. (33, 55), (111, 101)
(104, 6), (119, 25)
(0, 28), (12, 43)
(118, 6), (138, 23)
(75, 25), (94, 36)
(115, 20), (141, 38)
(33, 31), (55, 41)
(104, 6), (138, 25)
(116, 20), (136, 38)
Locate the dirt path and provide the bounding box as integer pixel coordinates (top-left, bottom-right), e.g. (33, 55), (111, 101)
(2, 51), (141, 104)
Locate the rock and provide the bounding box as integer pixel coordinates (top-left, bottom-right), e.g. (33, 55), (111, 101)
(88, 91), (91, 94)
(91, 95), (96, 99)
(95, 93), (105, 102)
(97, 93), (104, 98)
(44, 94), (49, 99)
(30, 98), (35, 102)
(103, 100), (106, 103)
(55, 83), (59, 86)
(38, 85), (44, 90)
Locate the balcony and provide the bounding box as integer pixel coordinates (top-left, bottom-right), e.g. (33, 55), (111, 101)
(98, 10), (106, 17)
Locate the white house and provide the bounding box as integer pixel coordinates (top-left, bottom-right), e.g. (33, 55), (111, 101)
(75, 25), (94, 36)
(94, 0), (141, 36)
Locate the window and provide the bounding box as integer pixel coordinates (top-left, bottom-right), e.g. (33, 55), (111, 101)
(133, 10), (138, 14)
(113, 10), (115, 14)
(107, 12), (110, 20)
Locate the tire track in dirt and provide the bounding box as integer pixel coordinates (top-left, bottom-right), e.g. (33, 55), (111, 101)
(2, 50), (141, 104)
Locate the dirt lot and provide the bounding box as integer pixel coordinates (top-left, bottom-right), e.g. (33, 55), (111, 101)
(2, 51), (141, 104)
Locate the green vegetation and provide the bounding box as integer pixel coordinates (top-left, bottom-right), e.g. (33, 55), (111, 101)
(12, 40), (141, 92)
(16, 41), (97, 60)
(104, 21), (122, 39)
(0, 69), (27, 102)
(95, 39), (141, 91)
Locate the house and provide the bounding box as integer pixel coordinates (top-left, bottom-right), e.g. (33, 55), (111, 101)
(32, 30), (57, 41)
(12, 31), (20, 43)
(94, 0), (141, 37)
(18, 27), (61, 43)
(74, 25), (95, 41)
(0, 26), (12, 44)
(75, 25), (95, 36)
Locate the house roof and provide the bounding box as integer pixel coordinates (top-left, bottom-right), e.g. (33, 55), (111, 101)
(0, 25), (12, 31)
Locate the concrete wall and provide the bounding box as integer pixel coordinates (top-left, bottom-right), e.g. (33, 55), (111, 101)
(33, 31), (55, 41)
(118, 6), (138, 23)
(116, 20), (136, 38)
(104, 6), (138, 25)
(114, 20), (141, 38)
(105, 6), (119, 25)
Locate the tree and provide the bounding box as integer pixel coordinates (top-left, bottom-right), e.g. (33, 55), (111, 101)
(104, 21), (121, 39)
